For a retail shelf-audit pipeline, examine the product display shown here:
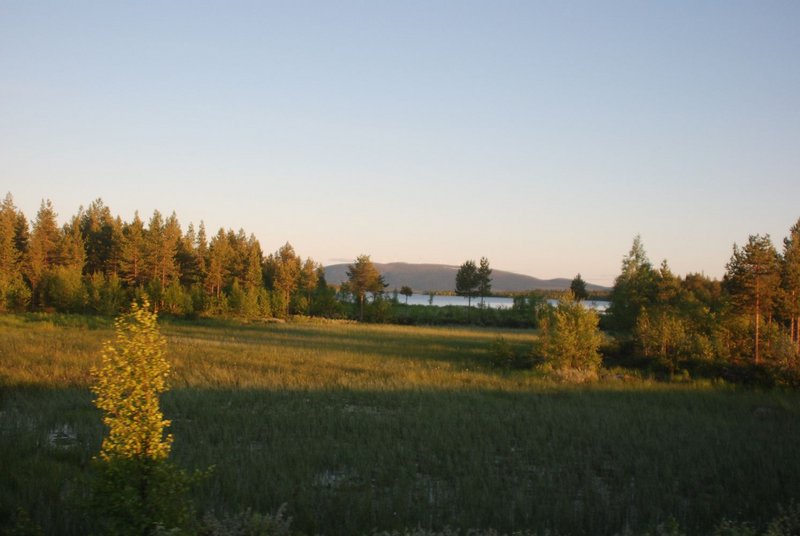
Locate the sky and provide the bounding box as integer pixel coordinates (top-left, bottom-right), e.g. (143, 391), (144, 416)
(1, 1), (799, 286)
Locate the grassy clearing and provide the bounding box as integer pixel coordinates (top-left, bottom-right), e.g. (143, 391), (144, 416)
(1, 314), (800, 535)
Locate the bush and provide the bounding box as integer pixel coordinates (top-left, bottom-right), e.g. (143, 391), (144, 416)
(489, 337), (534, 370)
(91, 458), (196, 535)
(362, 295), (393, 323)
(162, 281), (194, 317)
(228, 280), (262, 319)
(535, 296), (603, 374)
(85, 273), (127, 315)
(39, 266), (87, 312)
(90, 300), (197, 534)
(0, 273), (31, 313)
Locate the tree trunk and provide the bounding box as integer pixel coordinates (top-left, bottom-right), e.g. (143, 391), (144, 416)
(755, 288), (761, 365)
(794, 315), (800, 356)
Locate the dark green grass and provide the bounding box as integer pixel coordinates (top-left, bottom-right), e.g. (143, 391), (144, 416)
(1, 315), (800, 534)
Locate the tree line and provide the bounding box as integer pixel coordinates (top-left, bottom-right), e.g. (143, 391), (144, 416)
(0, 193), (341, 318)
(606, 224), (800, 376)
(2, 191), (799, 373)
(482, 225), (800, 385)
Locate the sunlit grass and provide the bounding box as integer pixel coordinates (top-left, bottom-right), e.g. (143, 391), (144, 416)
(1, 315), (541, 391)
(2, 314), (800, 535)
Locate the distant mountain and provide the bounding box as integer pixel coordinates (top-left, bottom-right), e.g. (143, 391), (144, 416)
(323, 262), (609, 293)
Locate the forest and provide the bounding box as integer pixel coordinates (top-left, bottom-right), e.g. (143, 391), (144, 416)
(0, 193), (338, 319)
(1, 192), (800, 384)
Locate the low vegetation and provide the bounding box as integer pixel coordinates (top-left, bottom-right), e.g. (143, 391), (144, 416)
(3, 314), (800, 535)
(2, 194), (800, 533)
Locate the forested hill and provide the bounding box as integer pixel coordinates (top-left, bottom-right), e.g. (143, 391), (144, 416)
(324, 262), (609, 293)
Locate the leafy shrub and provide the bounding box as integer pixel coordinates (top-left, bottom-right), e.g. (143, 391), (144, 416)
(39, 266), (87, 312)
(489, 337), (534, 370)
(90, 300), (197, 534)
(363, 295), (393, 323)
(0, 273), (31, 312)
(85, 273), (127, 315)
(634, 307), (688, 367)
(162, 281), (194, 317)
(534, 297), (603, 375)
(90, 458), (197, 535)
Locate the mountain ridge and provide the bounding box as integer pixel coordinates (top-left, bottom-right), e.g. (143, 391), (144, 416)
(324, 262), (609, 293)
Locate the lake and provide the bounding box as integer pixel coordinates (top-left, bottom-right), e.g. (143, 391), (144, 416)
(397, 293), (609, 312)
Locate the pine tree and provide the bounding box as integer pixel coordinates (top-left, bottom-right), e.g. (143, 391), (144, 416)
(455, 260), (480, 310)
(0, 193), (30, 312)
(724, 234), (781, 364)
(26, 200), (60, 290)
(60, 214), (87, 270)
(400, 285), (413, 305)
(781, 219), (800, 354)
(346, 254), (386, 321)
(81, 198), (118, 275)
(477, 257), (492, 308)
(143, 211), (180, 289)
(120, 212), (146, 286)
(13, 211), (29, 263)
(0, 193), (20, 278)
(243, 235), (264, 290)
(267, 243), (301, 317)
(293, 257), (319, 313)
(196, 221), (208, 275)
(205, 229), (231, 300)
(176, 222), (201, 287)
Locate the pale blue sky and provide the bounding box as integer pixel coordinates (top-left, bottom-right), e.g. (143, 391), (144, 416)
(2, 1), (799, 285)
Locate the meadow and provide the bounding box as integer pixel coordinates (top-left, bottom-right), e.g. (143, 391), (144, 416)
(2, 314), (800, 535)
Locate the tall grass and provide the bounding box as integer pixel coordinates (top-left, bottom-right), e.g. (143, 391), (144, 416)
(2, 314), (799, 535)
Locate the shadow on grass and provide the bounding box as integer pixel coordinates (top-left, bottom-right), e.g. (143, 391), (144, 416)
(163, 319), (531, 368)
(3, 384), (800, 536)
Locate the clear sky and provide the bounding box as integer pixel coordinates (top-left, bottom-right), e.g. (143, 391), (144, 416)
(2, 1), (798, 286)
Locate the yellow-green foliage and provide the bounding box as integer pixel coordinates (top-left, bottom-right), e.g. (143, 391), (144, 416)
(91, 300), (173, 461)
(537, 297), (603, 372)
(635, 307), (688, 361)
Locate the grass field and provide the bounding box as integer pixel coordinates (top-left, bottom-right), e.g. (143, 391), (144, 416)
(2, 314), (800, 535)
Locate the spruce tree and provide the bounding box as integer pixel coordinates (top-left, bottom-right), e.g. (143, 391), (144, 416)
(570, 274), (589, 302)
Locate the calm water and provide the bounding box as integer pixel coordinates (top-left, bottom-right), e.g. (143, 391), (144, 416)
(397, 293), (609, 311)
